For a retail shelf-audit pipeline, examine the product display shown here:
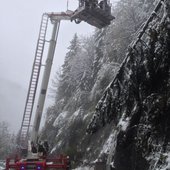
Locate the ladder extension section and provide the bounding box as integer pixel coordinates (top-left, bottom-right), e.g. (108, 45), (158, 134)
(19, 14), (49, 148)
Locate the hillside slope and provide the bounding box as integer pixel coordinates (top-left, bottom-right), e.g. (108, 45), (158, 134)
(41, 0), (170, 169)
(88, 1), (170, 169)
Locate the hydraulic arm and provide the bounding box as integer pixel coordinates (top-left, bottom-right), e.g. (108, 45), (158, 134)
(31, 12), (72, 143)
(31, 21), (60, 143)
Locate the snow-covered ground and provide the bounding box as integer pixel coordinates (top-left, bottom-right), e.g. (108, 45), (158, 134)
(0, 161), (5, 170)
(73, 167), (94, 170)
(160, 152), (170, 170)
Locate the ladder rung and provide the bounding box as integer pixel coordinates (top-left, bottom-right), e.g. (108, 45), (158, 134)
(27, 99), (33, 102)
(38, 42), (44, 46)
(36, 51), (42, 55)
(24, 117), (31, 120)
(34, 63), (40, 67)
(42, 20), (48, 23)
(23, 123), (29, 125)
(26, 102), (33, 105)
(30, 88), (35, 93)
(33, 69), (39, 72)
(29, 91), (35, 94)
(39, 35), (45, 38)
(34, 65), (40, 67)
(24, 116), (31, 119)
(32, 72), (39, 75)
(35, 55), (42, 59)
(41, 24), (47, 27)
(37, 48), (42, 52)
(25, 110), (31, 113)
(42, 19), (48, 23)
(30, 84), (36, 87)
(30, 83), (37, 86)
(23, 121), (30, 123)
(41, 25), (46, 29)
(40, 32), (46, 35)
(32, 72), (39, 76)
(29, 93), (34, 95)
(27, 103), (33, 105)
(33, 65), (40, 69)
(30, 84), (36, 89)
(26, 104), (33, 106)
(24, 112), (31, 114)
(26, 106), (33, 108)
(36, 52), (42, 55)
(24, 115), (31, 117)
(24, 115), (31, 118)
(31, 81), (37, 84)
(36, 54), (42, 58)
(30, 81), (37, 84)
(37, 48), (43, 51)
(30, 82), (37, 85)
(42, 21), (48, 24)
(37, 46), (43, 49)
(30, 88), (35, 91)
(38, 42), (44, 45)
(34, 60), (41, 63)
(40, 34), (45, 37)
(31, 78), (38, 82)
(22, 124), (29, 127)
(39, 38), (45, 41)
(34, 58), (41, 61)
(39, 38), (44, 42)
(22, 125), (29, 127)
(24, 116), (30, 119)
(41, 28), (46, 31)
(26, 106), (33, 109)
(41, 24), (47, 28)
(30, 82), (36, 85)
(28, 95), (34, 98)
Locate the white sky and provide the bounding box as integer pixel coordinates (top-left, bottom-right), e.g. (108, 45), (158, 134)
(0, 0), (117, 133)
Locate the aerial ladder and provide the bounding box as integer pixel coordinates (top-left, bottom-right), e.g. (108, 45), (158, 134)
(6, 0), (114, 170)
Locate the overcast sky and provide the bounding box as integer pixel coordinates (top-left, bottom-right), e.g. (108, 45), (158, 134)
(0, 0), (117, 133)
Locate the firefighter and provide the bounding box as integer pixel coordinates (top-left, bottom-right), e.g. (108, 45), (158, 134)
(99, 0), (104, 9)
(31, 141), (37, 153)
(38, 142), (46, 157)
(79, 0), (85, 7)
(99, 0), (109, 10)
(43, 141), (49, 156)
(90, 0), (98, 8)
(66, 156), (71, 170)
(85, 0), (98, 9)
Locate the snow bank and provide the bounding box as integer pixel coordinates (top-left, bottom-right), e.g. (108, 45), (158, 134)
(0, 161), (5, 170)
(118, 113), (129, 131)
(73, 166), (94, 170)
(160, 153), (170, 170)
(53, 111), (68, 127)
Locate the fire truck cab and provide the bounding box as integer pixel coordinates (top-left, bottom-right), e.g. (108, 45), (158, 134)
(6, 155), (70, 170)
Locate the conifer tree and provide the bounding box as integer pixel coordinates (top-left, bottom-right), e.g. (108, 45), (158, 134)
(57, 33), (81, 100)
